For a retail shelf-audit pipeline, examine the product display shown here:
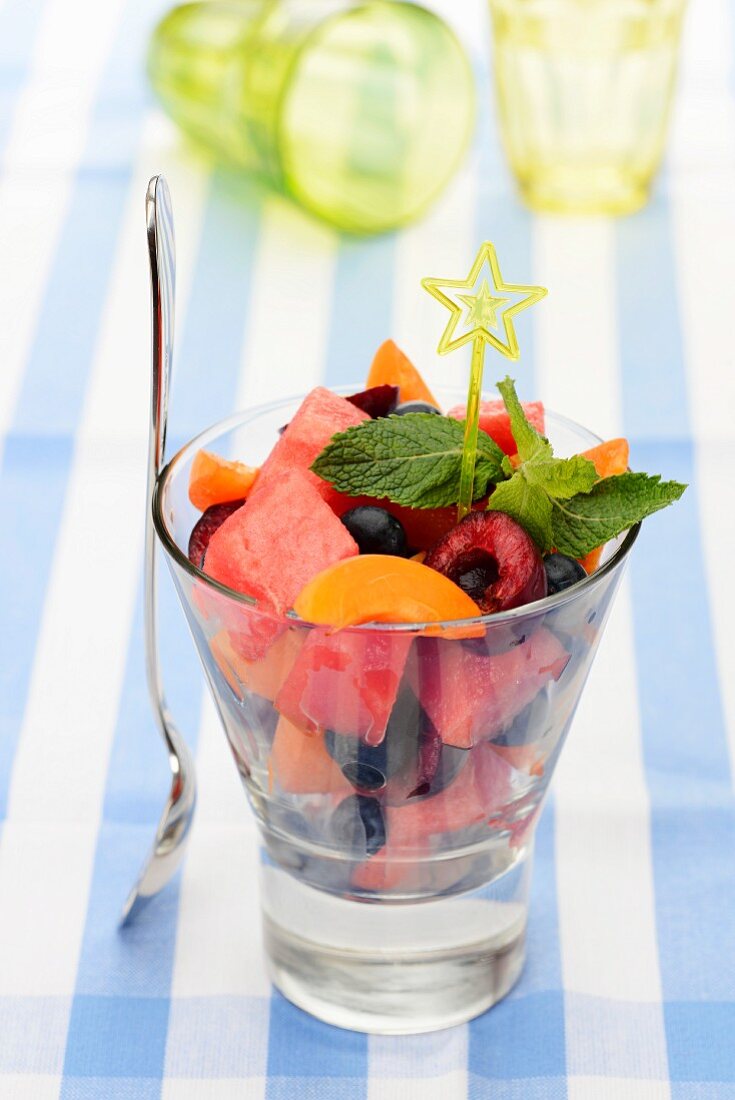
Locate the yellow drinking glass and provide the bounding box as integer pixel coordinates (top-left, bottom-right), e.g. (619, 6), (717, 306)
(488, 0), (687, 215)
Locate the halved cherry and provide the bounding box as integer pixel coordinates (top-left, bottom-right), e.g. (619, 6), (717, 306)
(293, 555), (481, 630)
(425, 512), (547, 614)
(366, 339), (439, 407)
(188, 449), (259, 512)
(577, 438), (629, 573)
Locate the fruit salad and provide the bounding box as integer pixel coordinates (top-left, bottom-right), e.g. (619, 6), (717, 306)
(179, 340), (684, 900)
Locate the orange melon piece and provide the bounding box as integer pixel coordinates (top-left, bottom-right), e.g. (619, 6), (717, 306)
(578, 438), (630, 573)
(210, 627), (304, 702)
(293, 555), (481, 630)
(366, 339), (438, 407)
(189, 449), (259, 512)
(270, 716), (351, 795)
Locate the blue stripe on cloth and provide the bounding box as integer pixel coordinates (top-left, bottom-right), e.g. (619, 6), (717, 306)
(0, 0), (158, 820)
(0, 434), (72, 818)
(266, 993), (367, 1091)
(323, 234), (396, 389)
(169, 168), (263, 441)
(61, 166), (263, 1089)
(0, 0), (46, 146)
(617, 198), (735, 1076)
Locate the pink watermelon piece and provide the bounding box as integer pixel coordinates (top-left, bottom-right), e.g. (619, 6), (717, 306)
(275, 628), (412, 745)
(253, 386), (368, 511)
(447, 399), (545, 456)
(204, 468), (358, 615)
(352, 744), (515, 891)
(411, 628), (569, 749)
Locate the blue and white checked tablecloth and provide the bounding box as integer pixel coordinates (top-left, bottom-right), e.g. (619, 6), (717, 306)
(2, 0), (735, 1094)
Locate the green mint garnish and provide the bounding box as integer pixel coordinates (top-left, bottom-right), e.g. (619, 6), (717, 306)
(550, 472), (687, 557)
(496, 375), (552, 464)
(492, 377), (686, 555)
(487, 474), (554, 551)
(310, 413), (506, 509)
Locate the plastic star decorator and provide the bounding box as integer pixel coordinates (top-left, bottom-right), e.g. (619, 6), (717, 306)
(421, 241), (547, 360)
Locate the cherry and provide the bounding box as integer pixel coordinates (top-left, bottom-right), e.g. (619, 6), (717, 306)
(187, 499), (245, 568)
(425, 512), (547, 614)
(346, 384), (399, 418)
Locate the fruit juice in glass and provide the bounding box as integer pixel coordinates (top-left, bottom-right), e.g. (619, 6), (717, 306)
(154, 385), (637, 1033)
(488, 0), (686, 214)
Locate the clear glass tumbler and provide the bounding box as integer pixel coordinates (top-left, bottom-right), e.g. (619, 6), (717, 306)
(488, 0), (687, 215)
(154, 387), (637, 1033)
(148, 0), (475, 234)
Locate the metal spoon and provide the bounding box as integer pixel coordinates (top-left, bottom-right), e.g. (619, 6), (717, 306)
(120, 175), (196, 924)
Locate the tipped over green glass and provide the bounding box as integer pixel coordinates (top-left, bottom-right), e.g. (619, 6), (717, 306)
(148, 0), (476, 234)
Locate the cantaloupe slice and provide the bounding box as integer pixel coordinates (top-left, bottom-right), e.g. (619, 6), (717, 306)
(189, 449), (259, 511)
(366, 339), (438, 407)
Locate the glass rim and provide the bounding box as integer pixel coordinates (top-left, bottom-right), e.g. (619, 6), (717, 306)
(153, 387), (639, 634)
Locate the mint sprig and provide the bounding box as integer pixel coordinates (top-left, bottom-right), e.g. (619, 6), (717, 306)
(487, 474), (554, 550)
(311, 413), (506, 509)
(496, 376), (552, 464)
(491, 377), (686, 555)
(550, 472), (686, 557)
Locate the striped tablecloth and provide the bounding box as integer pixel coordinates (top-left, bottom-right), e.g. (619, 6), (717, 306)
(2, 0), (734, 1095)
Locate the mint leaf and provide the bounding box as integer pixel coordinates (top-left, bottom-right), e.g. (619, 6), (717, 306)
(497, 376), (552, 464)
(311, 413), (507, 509)
(487, 472), (554, 551)
(524, 455), (598, 499)
(551, 472), (687, 557)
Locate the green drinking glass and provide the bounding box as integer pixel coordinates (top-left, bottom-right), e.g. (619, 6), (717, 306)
(148, 0), (476, 235)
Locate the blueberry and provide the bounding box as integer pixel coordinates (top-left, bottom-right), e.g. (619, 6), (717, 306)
(324, 729), (388, 791)
(393, 400), (441, 416)
(544, 552), (587, 595)
(340, 506), (407, 557)
(325, 687), (421, 791)
(331, 795), (386, 857)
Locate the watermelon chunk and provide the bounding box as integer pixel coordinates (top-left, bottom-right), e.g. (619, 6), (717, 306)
(352, 743), (515, 891)
(275, 628), (412, 745)
(253, 386), (368, 512)
(411, 629), (569, 748)
(447, 399), (545, 456)
(204, 468), (358, 614)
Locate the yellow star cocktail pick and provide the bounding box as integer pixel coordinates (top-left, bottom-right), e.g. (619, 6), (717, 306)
(422, 242), (547, 520)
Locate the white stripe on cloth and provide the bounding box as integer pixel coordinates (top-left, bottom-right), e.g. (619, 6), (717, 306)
(0, 0), (127, 442)
(391, 159), (478, 398)
(568, 1078), (671, 1100)
(235, 194), (337, 411)
(162, 1080), (267, 1100)
(168, 691), (271, 1001)
(0, 112), (208, 998)
(0, 1075), (62, 1100)
(534, 218), (621, 441)
(669, 0), (735, 783)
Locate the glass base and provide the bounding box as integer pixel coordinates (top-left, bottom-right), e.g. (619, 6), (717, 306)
(260, 852), (531, 1034)
(517, 165), (650, 216)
